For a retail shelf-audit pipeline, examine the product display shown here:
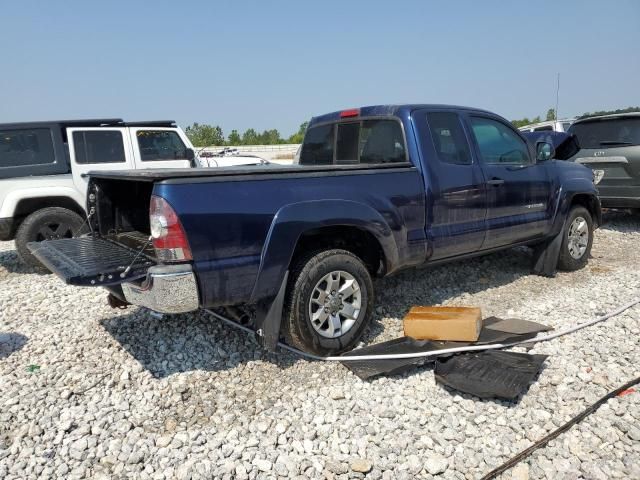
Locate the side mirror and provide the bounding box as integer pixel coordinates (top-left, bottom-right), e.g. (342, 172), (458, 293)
(185, 148), (195, 161)
(536, 142), (554, 162)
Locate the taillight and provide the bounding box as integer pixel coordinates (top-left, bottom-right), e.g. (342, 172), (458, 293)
(149, 195), (192, 262)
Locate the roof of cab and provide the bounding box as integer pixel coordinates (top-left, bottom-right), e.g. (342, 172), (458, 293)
(308, 104), (496, 126)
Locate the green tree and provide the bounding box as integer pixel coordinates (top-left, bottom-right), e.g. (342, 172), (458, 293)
(579, 106), (640, 119)
(241, 128), (260, 145)
(185, 123), (225, 147)
(288, 121), (309, 143)
(511, 117), (531, 128)
(257, 129), (283, 145)
(227, 129), (241, 146)
(546, 108), (556, 121)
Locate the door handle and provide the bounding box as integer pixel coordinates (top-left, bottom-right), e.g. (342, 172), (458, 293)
(487, 178), (505, 186)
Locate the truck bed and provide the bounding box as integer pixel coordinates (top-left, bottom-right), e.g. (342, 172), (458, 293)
(88, 163), (412, 182)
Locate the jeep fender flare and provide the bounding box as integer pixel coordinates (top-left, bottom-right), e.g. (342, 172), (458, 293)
(0, 186), (85, 218)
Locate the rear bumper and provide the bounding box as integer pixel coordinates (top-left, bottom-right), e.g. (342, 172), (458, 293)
(121, 264), (200, 314)
(600, 197), (640, 208)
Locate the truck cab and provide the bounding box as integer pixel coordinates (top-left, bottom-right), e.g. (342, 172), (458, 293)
(0, 119), (197, 266)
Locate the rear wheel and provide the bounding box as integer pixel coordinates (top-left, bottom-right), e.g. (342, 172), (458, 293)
(15, 207), (87, 268)
(557, 206), (593, 271)
(282, 249), (374, 355)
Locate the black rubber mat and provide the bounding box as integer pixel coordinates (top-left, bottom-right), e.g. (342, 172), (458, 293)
(28, 236), (155, 286)
(434, 351), (548, 400)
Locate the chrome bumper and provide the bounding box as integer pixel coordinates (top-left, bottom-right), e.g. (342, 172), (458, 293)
(121, 264), (199, 314)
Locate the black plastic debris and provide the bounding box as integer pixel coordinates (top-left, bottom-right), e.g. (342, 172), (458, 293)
(340, 337), (461, 380)
(340, 317), (551, 380)
(434, 351), (548, 400)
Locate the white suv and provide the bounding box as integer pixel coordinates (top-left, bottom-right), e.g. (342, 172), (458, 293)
(518, 119), (575, 133)
(0, 119), (199, 266)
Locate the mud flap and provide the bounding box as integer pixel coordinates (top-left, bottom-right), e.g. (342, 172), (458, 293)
(531, 228), (563, 277)
(255, 271), (289, 351)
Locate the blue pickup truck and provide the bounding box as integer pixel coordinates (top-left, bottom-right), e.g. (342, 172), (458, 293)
(30, 105), (601, 355)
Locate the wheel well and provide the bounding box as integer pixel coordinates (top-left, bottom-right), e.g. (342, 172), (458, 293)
(571, 194), (601, 226)
(13, 197), (85, 219)
(290, 226), (386, 276)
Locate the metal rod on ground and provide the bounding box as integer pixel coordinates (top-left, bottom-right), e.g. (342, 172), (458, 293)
(205, 296), (640, 362)
(479, 375), (640, 480)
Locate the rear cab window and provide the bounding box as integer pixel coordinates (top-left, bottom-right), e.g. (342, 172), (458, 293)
(300, 118), (406, 166)
(426, 112), (472, 165)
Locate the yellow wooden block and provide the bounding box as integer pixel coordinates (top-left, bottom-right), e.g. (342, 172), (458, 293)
(403, 306), (482, 342)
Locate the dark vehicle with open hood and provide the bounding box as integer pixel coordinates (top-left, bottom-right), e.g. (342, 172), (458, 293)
(28, 105), (601, 355)
(566, 112), (640, 210)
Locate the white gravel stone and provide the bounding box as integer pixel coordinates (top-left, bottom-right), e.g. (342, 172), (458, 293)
(1, 211), (639, 479)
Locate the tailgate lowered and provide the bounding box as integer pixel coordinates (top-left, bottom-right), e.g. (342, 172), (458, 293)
(28, 237), (155, 286)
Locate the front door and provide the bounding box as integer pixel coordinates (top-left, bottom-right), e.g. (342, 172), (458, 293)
(130, 127), (193, 170)
(414, 110), (487, 259)
(67, 127), (135, 196)
(464, 114), (554, 249)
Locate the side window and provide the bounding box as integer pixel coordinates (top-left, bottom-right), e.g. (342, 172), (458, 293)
(73, 131), (126, 164)
(0, 128), (55, 168)
(299, 124), (334, 165)
(426, 112), (472, 165)
(470, 117), (530, 165)
(336, 123), (359, 164)
(137, 130), (188, 161)
(359, 120), (406, 164)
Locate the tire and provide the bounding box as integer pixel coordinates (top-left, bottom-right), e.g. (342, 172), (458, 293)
(282, 249), (374, 356)
(15, 207), (87, 269)
(557, 206), (593, 271)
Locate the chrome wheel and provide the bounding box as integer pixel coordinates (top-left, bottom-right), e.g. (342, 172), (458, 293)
(567, 216), (589, 259)
(308, 270), (361, 338)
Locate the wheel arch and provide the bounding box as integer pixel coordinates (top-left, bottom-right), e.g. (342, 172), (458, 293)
(569, 193), (602, 227)
(250, 200), (398, 304)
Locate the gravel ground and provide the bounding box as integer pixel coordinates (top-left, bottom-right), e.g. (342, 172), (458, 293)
(1, 211), (639, 480)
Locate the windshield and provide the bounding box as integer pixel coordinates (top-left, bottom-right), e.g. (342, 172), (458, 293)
(569, 117), (640, 148)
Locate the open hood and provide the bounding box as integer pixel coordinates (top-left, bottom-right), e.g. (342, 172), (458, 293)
(522, 131), (580, 160)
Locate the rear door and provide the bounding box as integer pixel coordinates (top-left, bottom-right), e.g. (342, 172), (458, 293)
(463, 114), (554, 249)
(67, 127), (135, 196)
(129, 127), (193, 169)
(413, 109), (487, 259)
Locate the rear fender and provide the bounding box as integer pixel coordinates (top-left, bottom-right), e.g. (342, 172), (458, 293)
(250, 199), (398, 303)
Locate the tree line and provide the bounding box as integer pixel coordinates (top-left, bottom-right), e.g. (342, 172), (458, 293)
(188, 105), (640, 147)
(511, 106), (640, 128)
(185, 122), (309, 147)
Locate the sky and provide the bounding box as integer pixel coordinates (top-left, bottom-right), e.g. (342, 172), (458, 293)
(1, 0), (639, 137)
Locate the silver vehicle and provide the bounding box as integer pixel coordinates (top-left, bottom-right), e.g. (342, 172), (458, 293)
(567, 113), (640, 210)
(519, 118), (575, 133)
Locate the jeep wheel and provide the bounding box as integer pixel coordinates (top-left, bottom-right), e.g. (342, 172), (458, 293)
(15, 207), (87, 269)
(557, 206), (593, 271)
(282, 249), (374, 356)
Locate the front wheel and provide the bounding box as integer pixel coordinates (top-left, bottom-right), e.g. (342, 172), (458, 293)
(557, 206), (594, 271)
(282, 249), (374, 356)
